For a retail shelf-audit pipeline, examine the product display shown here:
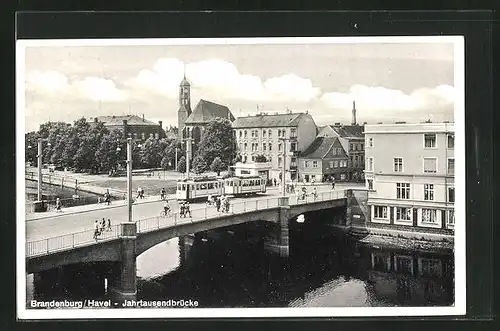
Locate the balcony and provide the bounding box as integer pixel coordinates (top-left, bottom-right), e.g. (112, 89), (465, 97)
(289, 163), (298, 170)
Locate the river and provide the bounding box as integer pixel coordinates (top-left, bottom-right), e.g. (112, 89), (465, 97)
(26, 214), (454, 308)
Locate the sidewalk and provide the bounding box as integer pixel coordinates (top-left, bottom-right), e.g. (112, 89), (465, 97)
(25, 194), (171, 221)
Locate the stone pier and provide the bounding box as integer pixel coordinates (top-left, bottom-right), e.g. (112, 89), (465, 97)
(109, 222), (137, 301)
(263, 196), (290, 258)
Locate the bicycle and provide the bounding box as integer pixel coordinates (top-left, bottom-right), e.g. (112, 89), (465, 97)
(160, 208), (172, 217)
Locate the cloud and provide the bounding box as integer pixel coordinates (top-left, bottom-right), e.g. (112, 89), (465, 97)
(320, 84), (455, 112)
(125, 58), (321, 103)
(26, 70), (127, 102)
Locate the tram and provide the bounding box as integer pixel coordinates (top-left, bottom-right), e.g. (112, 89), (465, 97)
(176, 175), (267, 202)
(223, 176), (266, 197)
(176, 176), (224, 202)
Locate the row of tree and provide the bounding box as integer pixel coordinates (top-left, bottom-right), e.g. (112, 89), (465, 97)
(25, 117), (239, 176)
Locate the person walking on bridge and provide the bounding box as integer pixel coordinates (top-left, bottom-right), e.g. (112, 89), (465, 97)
(331, 177), (336, 190)
(93, 220), (100, 241)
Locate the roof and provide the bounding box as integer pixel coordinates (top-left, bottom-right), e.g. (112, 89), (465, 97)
(185, 99), (235, 124)
(301, 137), (338, 159)
(92, 115), (159, 126)
(232, 112), (309, 128)
(329, 125), (364, 138)
(180, 76), (190, 86)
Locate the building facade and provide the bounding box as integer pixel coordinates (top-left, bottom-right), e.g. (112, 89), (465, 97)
(89, 115), (165, 141)
(364, 122), (455, 231)
(317, 101), (365, 182)
(232, 111), (317, 182)
(298, 137), (349, 183)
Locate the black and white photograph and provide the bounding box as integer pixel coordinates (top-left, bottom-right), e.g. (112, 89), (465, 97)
(17, 36), (465, 319)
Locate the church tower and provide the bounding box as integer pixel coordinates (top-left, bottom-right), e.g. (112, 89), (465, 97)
(351, 100), (357, 126)
(177, 70), (192, 142)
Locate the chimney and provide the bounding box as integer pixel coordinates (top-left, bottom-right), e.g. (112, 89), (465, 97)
(142, 114), (145, 121)
(352, 100), (357, 125)
(122, 119), (128, 137)
(159, 120), (163, 129)
(94, 117), (98, 123)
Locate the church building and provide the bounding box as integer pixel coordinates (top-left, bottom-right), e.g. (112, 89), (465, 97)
(177, 74), (235, 157)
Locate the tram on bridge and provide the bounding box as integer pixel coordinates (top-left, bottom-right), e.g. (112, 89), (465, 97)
(176, 175), (266, 202)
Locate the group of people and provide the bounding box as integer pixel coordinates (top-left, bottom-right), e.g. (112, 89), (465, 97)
(99, 190), (111, 205)
(179, 201), (192, 218)
(93, 218), (112, 240)
(207, 194), (230, 213)
(297, 186), (318, 201)
(136, 187), (145, 199)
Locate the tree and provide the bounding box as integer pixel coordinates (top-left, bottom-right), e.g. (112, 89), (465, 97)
(95, 129), (123, 173)
(210, 157), (225, 176)
(140, 137), (163, 168)
(25, 131), (38, 166)
(195, 118), (236, 169)
(160, 155), (170, 170)
(192, 155), (208, 174)
(254, 154), (267, 162)
(177, 156), (186, 173)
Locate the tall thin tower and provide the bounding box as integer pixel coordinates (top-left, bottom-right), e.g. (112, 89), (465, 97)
(352, 100), (357, 125)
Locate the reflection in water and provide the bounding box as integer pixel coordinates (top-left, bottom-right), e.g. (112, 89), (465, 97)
(27, 217), (454, 308)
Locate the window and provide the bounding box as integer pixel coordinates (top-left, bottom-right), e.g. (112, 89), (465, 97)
(268, 129), (272, 137)
(394, 158), (403, 172)
(244, 143), (247, 151)
(332, 148), (337, 156)
(278, 130), (281, 137)
(423, 157), (437, 173)
(251, 130), (254, 138)
(422, 208), (437, 223)
(447, 134), (454, 149)
(141, 132), (145, 140)
(263, 144), (267, 151)
(255, 130), (258, 138)
(244, 130), (247, 138)
(329, 161), (334, 168)
(396, 183), (411, 199)
(263, 130), (266, 138)
(367, 179), (373, 190)
(424, 133), (436, 148)
(373, 254), (388, 272)
(334, 160), (339, 168)
(290, 142), (296, 151)
(361, 143), (364, 150)
(269, 143), (272, 151)
(448, 210), (455, 225)
(304, 160), (310, 168)
(368, 137), (373, 147)
(350, 143), (354, 151)
(367, 157), (374, 171)
(239, 130), (242, 138)
(312, 161), (318, 168)
(278, 157), (282, 167)
(395, 256), (413, 275)
(424, 184), (434, 201)
(290, 128), (297, 138)
(421, 259), (441, 277)
(448, 187), (455, 203)
(374, 206), (388, 219)
(396, 207), (412, 221)
(337, 148), (342, 155)
(278, 143), (282, 152)
(251, 156), (255, 162)
(447, 158), (455, 175)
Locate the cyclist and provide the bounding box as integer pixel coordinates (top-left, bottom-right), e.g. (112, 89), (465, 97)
(207, 194), (213, 206)
(160, 188), (166, 200)
(163, 200), (171, 216)
(312, 187), (318, 199)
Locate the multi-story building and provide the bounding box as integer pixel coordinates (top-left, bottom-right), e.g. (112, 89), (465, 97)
(364, 122), (455, 231)
(89, 115), (166, 141)
(317, 101), (365, 181)
(298, 136), (349, 183)
(232, 110), (317, 182)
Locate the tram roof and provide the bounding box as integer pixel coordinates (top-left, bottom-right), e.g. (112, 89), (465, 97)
(178, 176), (220, 182)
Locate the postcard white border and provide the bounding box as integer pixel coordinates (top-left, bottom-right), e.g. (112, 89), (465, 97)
(16, 36), (466, 319)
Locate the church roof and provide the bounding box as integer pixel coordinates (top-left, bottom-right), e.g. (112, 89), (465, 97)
(302, 137), (338, 159)
(91, 115), (159, 126)
(232, 112), (309, 128)
(329, 124), (364, 138)
(180, 77), (190, 86)
(185, 99), (235, 124)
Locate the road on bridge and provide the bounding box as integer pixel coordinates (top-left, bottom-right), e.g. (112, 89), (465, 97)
(26, 183), (363, 242)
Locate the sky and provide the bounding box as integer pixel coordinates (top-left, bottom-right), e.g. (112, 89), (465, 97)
(21, 38), (458, 133)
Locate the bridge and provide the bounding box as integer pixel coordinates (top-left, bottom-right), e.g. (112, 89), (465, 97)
(26, 189), (367, 300)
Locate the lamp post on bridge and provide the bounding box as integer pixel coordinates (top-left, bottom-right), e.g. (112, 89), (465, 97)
(117, 137), (134, 223)
(185, 137), (192, 178)
(278, 137), (289, 197)
(34, 138), (51, 203)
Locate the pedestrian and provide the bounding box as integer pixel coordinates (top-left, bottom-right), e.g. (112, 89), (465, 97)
(216, 196), (221, 212)
(331, 177), (336, 189)
(107, 218), (112, 231)
(55, 198), (62, 212)
(94, 220), (100, 240)
(273, 178), (277, 186)
(312, 187), (318, 199)
(141, 188), (145, 199)
(180, 202), (185, 218)
(185, 202), (191, 217)
(101, 218), (106, 232)
(224, 198), (230, 213)
(137, 187), (142, 199)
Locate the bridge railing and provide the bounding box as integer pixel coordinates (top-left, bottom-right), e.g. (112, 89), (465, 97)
(26, 224), (121, 257)
(289, 189), (344, 205)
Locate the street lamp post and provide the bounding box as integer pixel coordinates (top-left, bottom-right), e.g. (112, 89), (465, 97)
(185, 138), (192, 178)
(175, 147), (178, 171)
(278, 137), (289, 197)
(126, 138), (133, 223)
(36, 138), (51, 202)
